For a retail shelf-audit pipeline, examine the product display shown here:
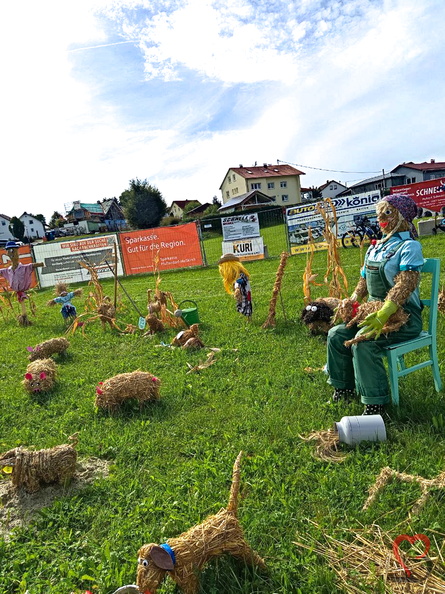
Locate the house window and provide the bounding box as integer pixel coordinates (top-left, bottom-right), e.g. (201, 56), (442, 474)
(29, 220), (34, 224)
(1, 221), (5, 226)
(268, 182), (275, 189)
(232, 174), (236, 181)
(226, 191), (230, 199)
(228, 177), (231, 184)
(334, 185), (337, 189)
(282, 195), (289, 202)
(280, 181), (287, 188)
(251, 183), (261, 190)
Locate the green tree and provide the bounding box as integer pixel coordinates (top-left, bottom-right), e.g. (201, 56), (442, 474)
(120, 178), (167, 229)
(35, 214), (46, 226)
(8, 217), (25, 241)
(182, 201), (200, 219)
(49, 211), (66, 228)
(203, 204), (220, 217)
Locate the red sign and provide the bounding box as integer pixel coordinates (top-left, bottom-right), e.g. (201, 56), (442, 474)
(391, 178), (445, 213)
(0, 246), (37, 290)
(120, 222), (203, 275)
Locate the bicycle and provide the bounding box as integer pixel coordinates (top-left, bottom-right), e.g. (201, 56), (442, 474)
(432, 213), (445, 235)
(341, 217), (382, 248)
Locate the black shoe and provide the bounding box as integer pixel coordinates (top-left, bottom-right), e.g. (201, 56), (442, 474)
(362, 404), (384, 415)
(332, 388), (356, 403)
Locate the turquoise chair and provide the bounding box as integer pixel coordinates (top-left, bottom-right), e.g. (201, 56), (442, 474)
(385, 258), (442, 405)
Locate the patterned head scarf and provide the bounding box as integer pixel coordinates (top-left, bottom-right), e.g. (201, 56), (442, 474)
(379, 193), (418, 239)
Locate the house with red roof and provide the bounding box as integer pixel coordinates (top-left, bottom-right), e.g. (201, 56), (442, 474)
(168, 200), (200, 219)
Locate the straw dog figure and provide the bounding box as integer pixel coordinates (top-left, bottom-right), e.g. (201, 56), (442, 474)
(95, 371), (161, 412)
(136, 451), (265, 594)
(27, 337), (70, 361)
(300, 297), (341, 335)
(23, 358), (57, 393)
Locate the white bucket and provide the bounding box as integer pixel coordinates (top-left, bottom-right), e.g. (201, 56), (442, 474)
(111, 586), (140, 594)
(334, 415), (387, 446)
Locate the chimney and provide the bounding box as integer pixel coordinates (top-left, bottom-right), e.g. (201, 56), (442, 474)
(239, 164), (243, 168)
(263, 163), (267, 167)
(431, 159), (435, 163)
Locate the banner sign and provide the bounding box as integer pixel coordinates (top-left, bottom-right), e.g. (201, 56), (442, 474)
(34, 235), (122, 288)
(0, 245), (38, 290)
(222, 236), (265, 261)
(286, 191), (381, 254)
(222, 213), (260, 241)
(120, 222), (203, 275)
(390, 178), (445, 213)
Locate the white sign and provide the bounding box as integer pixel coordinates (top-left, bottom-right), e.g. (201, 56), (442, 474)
(221, 213), (260, 241)
(34, 234), (123, 288)
(222, 236), (265, 260)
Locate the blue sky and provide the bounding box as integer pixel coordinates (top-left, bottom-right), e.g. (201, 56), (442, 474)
(1, 0), (444, 221)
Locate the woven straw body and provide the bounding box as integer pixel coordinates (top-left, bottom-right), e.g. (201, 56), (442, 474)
(23, 358), (57, 393)
(136, 452), (265, 594)
(95, 371), (161, 411)
(28, 337), (70, 361)
(342, 301), (409, 347)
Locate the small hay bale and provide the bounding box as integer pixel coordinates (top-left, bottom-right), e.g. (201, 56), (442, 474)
(95, 371), (161, 412)
(299, 428), (347, 463)
(23, 358), (57, 393)
(27, 337), (70, 361)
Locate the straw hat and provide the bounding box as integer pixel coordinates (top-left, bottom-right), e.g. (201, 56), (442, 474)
(217, 253), (240, 264)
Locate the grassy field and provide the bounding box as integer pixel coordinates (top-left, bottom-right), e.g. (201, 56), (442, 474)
(0, 234), (444, 593)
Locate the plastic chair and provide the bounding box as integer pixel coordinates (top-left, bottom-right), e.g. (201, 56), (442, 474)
(385, 258), (442, 405)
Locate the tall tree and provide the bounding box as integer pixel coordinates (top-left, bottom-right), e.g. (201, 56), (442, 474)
(120, 178), (167, 229)
(35, 213), (46, 226)
(9, 217), (25, 241)
(49, 211), (66, 228)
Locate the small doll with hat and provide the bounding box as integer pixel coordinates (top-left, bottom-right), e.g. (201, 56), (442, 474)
(218, 253), (252, 318)
(0, 240), (44, 326)
(47, 282), (82, 323)
(326, 193), (424, 415)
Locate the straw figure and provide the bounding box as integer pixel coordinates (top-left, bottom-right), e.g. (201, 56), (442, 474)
(171, 324), (204, 349)
(218, 254), (252, 318)
(136, 451), (265, 594)
(0, 240), (44, 326)
(262, 251), (289, 328)
(0, 434), (78, 493)
(146, 252), (184, 329)
(300, 297), (341, 336)
(143, 313), (165, 335)
(95, 371), (161, 412)
(363, 465), (445, 516)
(47, 282), (82, 322)
(439, 287), (445, 315)
(27, 337), (70, 361)
(23, 358), (57, 394)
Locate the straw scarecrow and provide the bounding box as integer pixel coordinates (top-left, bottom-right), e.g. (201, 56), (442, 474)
(218, 254), (252, 318)
(326, 194), (424, 415)
(27, 337), (70, 361)
(0, 240), (44, 326)
(23, 358), (57, 394)
(0, 434), (78, 493)
(95, 371), (161, 412)
(136, 451), (265, 594)
(47, 282), (82, 322)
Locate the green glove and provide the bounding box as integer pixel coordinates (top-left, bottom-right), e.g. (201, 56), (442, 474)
(358, 300), (398, 339)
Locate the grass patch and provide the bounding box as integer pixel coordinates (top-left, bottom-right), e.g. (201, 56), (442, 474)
(0, 235), (444, 593)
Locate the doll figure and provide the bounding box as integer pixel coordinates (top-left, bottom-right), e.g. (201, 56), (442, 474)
(218, 253), (252, 318)
(47, 282), (82, 322)
(0, 241), (44, 326)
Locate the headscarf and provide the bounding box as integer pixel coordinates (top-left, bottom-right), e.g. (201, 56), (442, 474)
(383, 193), (418, 239)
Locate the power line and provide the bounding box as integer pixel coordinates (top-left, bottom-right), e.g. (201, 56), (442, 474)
(277, 159), (381, 175)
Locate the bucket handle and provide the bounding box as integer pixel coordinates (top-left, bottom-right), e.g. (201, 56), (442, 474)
(178, 300), (198, 309)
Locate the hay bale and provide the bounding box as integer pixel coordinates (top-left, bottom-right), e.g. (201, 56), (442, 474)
(27, 337), (70, 361)
(23, 358), (57, 393)
(95, 371), (161, 412)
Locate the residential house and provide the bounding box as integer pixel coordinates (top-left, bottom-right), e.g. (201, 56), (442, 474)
(19, 212), (45, 240)
(168, 200), (200, 219)
(219, 163), (305, 207)
(318, 180), (348, 199)
(0, 214), (13, 243)
(101, 198), (127, 231)
(185, 202), (212, 218)
(218, 190), (275, 213)
(65, 201), (107, 234)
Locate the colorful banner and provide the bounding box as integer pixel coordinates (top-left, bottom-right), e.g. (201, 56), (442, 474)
(390, 178), (445, 213)
(221, 213), (260, 241)
(33, 235), (122, 288)
(222, 236), (265, 261)
(0, 245), (37, 290)
(120, 222), (203, 275)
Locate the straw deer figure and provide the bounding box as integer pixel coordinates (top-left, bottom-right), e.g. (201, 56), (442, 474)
(27, 337), (70, 361)
(95, 371), (161, 412)
(23, 358), (57, 394)
(136, 451), (265, 594)
(0, 434), (78, 493)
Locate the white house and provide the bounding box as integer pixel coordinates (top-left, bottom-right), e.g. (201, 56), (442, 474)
(0, 214), (14, 243)
(19, 212), (45, 240)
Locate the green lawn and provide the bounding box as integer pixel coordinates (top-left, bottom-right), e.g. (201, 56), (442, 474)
(0, 235), (444, 593)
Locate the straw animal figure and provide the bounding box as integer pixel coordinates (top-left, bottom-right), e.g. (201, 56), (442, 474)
(300, 297), (341, 335)
(136, 451), (265, 594)
(95, 371), (161, 412)
(363, 465), (445, 516)
(144, 313), (165, 335)
(334, 300), (409, 347)
(262, 251), (289, 328)
(27, 337), (70, 361)
(23, 358), (57, 394)
(146, 252), (184, 329)
(171, 324), (204, 349)
(0, 434), (78, 493)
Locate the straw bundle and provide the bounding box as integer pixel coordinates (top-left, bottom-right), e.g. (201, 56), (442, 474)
(171, 324), (204, 349)
(363, 466), (445, 516)
(27, 337), (70, 361)
(294, 522), (445, 593)
(95, 371), (161, 412)
(0, 434), (78, 493)
(262, 251), (289, 328)
(23, 358), (57, 393)
(0, 288), (15, 320)
(299, 428), (347, 462)
(136, 451), (265, 594)
(186, 351), (216, 373)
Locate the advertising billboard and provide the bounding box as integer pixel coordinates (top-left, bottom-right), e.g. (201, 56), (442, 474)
(221, 213), (260, 241)
(390, 178), (445, 213)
